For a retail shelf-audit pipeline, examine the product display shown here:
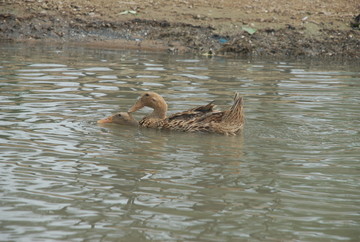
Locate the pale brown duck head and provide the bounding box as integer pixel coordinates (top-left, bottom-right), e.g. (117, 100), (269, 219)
(128, 92), (168, 119)
(97, 112), (138, 126)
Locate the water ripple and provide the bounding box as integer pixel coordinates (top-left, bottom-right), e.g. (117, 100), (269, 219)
(0, 43), (359, 241)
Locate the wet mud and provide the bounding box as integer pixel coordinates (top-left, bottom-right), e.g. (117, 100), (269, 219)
(1, 0), (359, 58)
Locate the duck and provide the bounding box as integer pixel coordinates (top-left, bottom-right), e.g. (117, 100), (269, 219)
(127, 92), (244, 135)
(97, 98), (215, 128)
(97, 112), (138, 126)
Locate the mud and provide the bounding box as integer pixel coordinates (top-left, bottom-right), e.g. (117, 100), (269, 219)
(1, 0), (359, 58)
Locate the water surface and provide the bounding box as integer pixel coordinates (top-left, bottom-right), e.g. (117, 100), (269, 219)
(1, 42), (359, 241)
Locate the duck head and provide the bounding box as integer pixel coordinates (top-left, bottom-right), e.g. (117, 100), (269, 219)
(97, 112), (138, 126)
(128, 92), (168, 119)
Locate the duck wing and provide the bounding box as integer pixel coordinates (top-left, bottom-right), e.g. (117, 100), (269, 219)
(139, 101), (216, 129)
(163, 93), (244, 135)
(167, 101), (216, 121)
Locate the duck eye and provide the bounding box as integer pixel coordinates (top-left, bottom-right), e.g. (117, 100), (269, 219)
(144, 93), (149, 96)
(117, 113), (122, 117)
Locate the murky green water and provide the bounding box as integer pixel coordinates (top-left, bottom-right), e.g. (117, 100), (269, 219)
(1, 42), (359, 241)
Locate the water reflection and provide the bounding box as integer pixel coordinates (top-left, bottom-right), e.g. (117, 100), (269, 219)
(0, 42), (359, 241)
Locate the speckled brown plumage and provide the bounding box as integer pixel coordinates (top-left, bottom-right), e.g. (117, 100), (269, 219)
(128, 92), (244, 135)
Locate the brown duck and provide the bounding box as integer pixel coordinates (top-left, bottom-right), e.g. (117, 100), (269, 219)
(98, 112), (138, 126)
(97, 98), (216, 128)
(127, 92), (244, 135)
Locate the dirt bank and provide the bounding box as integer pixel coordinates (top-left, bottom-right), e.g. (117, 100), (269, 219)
(1, 0), (359, 58)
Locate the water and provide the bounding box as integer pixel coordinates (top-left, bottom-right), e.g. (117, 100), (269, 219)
(1, 42), (359, 241)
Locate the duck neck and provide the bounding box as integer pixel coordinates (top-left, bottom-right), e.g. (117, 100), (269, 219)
(149, 102), (167, 119)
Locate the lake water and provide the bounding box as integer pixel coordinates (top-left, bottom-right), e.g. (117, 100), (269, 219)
(1, 42), (359, 241)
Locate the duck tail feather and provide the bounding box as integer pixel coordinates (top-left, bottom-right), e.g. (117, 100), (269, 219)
(223, 92), (244, 123)
(232, 93), (243, 111)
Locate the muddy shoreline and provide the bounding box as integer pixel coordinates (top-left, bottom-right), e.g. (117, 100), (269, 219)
(1, 0), (359, 58)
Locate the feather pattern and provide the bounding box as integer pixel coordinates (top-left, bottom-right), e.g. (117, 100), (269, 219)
(129, 92), (244, 135)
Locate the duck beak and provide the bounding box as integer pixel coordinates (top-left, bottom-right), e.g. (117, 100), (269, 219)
(128, 100), (144, 113)
(97, 115), (113, 124)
